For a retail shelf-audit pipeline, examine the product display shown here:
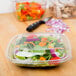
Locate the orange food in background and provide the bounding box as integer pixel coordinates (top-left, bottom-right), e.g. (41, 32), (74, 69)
(16, 2), (45, 21)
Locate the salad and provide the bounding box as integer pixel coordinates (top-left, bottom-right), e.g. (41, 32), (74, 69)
(16, 2), (45, 21)
(11, 34), (67, 66)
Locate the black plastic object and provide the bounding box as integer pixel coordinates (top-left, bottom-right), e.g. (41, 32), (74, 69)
(26, 21), (45, 32)
(26, 17), (52, 32)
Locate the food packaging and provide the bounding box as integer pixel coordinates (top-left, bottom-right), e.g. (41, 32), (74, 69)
(6, 33), (72, 67)
(49, 0), (76, 18)
(14, 0), (46, 21)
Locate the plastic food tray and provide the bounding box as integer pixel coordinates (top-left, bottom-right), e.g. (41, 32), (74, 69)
(6, 33), (72, 67)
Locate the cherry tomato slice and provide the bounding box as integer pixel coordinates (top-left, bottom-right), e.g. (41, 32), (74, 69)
(50, 57), (60, 60)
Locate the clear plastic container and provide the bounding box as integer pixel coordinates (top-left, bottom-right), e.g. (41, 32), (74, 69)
(49, 0), (76, 18)
(6, 33), (72, 67)
(13, 0), (47, 21)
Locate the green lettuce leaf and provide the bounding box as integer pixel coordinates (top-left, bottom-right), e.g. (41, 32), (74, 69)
(31, 45), (48, 53)
(47, 36), (57, 41)
(16, 55), (26, 60)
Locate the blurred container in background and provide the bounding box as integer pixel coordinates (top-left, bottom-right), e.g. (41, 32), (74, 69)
(13, 0), (47, 21)
(49, 0), (76, 18)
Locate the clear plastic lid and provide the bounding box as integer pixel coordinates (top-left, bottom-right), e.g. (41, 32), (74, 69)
(6, 33), (72, 67)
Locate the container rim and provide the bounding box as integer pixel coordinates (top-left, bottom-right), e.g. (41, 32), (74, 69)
(6, 33), (72, 64)
(11, 0), (47, 5)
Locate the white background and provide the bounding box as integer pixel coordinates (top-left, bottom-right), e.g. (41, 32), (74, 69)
(0, 0), (14, 13)
(0, 0), (49, 13)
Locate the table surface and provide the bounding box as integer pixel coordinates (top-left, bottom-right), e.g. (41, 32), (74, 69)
(0, 13), (76, 76)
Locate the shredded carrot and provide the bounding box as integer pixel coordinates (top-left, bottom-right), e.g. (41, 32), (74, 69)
(29, 42), (36, 46)
(40, 57), (46, 60)
(55, 47), (64, 50)
(15, 45), (20, 48)
(41, 38), (47, 42)
(48, 45), (53, 48)
(39, 42), (46, 47)
(24, 42), (29, 44)
(24, 42), (35, 46)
